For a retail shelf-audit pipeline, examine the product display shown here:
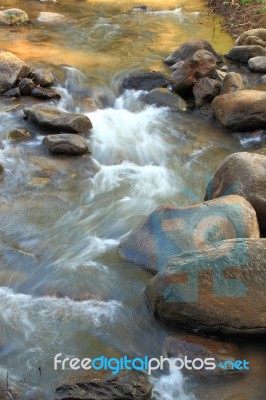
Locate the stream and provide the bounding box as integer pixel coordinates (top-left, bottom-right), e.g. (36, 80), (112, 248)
(0, 1), (265, 399)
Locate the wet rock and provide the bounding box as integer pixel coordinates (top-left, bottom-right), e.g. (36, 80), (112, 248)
(55, 370), (152, 400)
(32, 68), (56, 87)
(146, 238), (266, 336)
(248, 56), (266, 73)
(144, 88), (187, 111)
(221, 72), (244, 94)
(164, 39), (222, 66)
(120, 195), (259, 274)
(43, 134), (88, 156)
(18, 78), (35, 95)
(0, 163), (4, 181)
(205, 152), (266, 233)
(0, 8), (28, 26)
(171, 50), (217, 93)
(3, 87), (20, 97)
(225, 46), (266, 63)
(0, 52), (31, 94)
(212, 90), (266, 131)
(37, 12), (68, 24)
(122, 71), (169, 92)
(220, 65), (229, 72)
(132, 6), (148, 11)
(23, 107), (93, 133)
(8, 128), (32, 141)
(236, 28), (266, 47)
(192, 77), (221, 107)
(164, 335), (243, 377)
(31, 87), (61, 100)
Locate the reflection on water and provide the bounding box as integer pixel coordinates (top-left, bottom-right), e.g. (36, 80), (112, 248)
(0, 1), (265, 399)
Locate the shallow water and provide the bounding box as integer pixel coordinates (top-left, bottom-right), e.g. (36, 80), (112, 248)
(0, 1), (266, 399)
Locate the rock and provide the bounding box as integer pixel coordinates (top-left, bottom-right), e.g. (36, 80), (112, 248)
(171, 50), (217, 93)
(144, 88), (187, 111)
(54, 370), (152, 400)
(260, 74), (266, 84)
(163, 335), (243, 377)
(225, 46), (266, 63)
(23, 108), (93, 133)
(18, 78), (35, 95)
(8, 128), (32, 141)
(32, 69), (56, 87)
(0, 163), (4, 181)
(248, 56), (266, 73)
(0, 9), (28, 26)
(192, 77), (221, 107)
(146, 238), (266, 336)
(31, 87), (61, 100)
(43, 134), (88, 156)
(212, 90), (266, 131)
(164, 39), (222, 66)
(236, 28), (266, 47)
(220, 65), (229, 72)
(0, 52), (31, 94)
(119, 195), (259, 274)
(37, 12), (68, 24)
(122, 72), (169, 92)
(221, 72), (244, 94)
(205, 152), (266, 233)
(4, 87), (20, 97)
(133, 6), (148, 11)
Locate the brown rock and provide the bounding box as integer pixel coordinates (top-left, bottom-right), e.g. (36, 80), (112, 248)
(8, 128), (32, 141)
(192, 77), (221, 107)
(144, 88), (187, 111)
(236, 28), (266, 46)
(43, 134), (88, 156)
(31, 87), (61, 100)
(32, 68), (56, 87)
(18, 78), (35, 95)
(225, 46), (266, 64)
(0, 52), (31, 94)
(221, 72), (244, 94)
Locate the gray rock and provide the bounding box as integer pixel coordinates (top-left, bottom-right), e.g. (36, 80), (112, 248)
(0, 52), (31, 94)
(23, 107), (93, 133)
(205, 152), (266, 233)
(31, 87), (61, 100)
(120, 195), (259, 274)
(144, 88), (187, 111)
(0, 9), (28, 26)
(212, 90), (266, 131)
(18, 78), (35, 95)
(221, 72), (244, 94)
(43, 134), (88, 156)
(248, 56), (266, 73)
(4, 87), (20, 97)
(192, 77), (221, 107)
(164, 39), (222, 66)
(32, 69), (56, 87)
(0, 163), (4, 181)
(225, 46), (266, 63)
(146, 238), (266, 336)
(122, 72), (169, 92)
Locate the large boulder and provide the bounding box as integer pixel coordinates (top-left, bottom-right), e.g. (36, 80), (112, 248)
(212, 90), (266, 131)
(171, 50), (217, 93)
(0, 9), (28, 26)
(55, 370), (152, 400)
(225, 46), (266, 63)
(43, 134), (88, 156)
(0, 52), (31, 94)
(236, 28), (266, 47)
(119, 195), (259, 274)
(220, 72), (244, 94)
(32, 68), (56, 87)
(248, 56), (266, 73)
(205, 152), (266, 233)
(164, 39), (222, 66)
(122, 72), (169, 92)
(23, 107), (93, 133)
(144, 88), (187, 111)
(146, 238), (266, 336)
(192, 77), (221, 107)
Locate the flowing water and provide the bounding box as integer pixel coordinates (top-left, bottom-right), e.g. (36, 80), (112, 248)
(0, 1), (265, 399)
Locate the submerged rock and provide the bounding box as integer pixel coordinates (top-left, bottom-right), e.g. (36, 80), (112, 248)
(0, 52), (31, 94)
(32, 68), (56, 87)
(0, 9), (28, 26)
(120, 195), (259, 274)
(122, 72), (169, 92)
(31, 87), (61, 100)
(225, 46), (266, 63)
(205, 152), (266, 233)
(8, 128), (32, 141)
(192, 77), (221, 107)
(146, 238), (266, 336)
(144, 88), (187, 111)
(221, 72), (244, 94)
(248, 56), (266, 73)
(164, 39), (222, 65)
(37, 12), (68, 24)
(23, 107), (93, 133)
(212, 90), (266, 131)
(43, 134), (88, 155)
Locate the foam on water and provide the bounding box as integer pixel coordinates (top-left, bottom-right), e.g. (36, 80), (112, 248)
(151, 368), (196, 400)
